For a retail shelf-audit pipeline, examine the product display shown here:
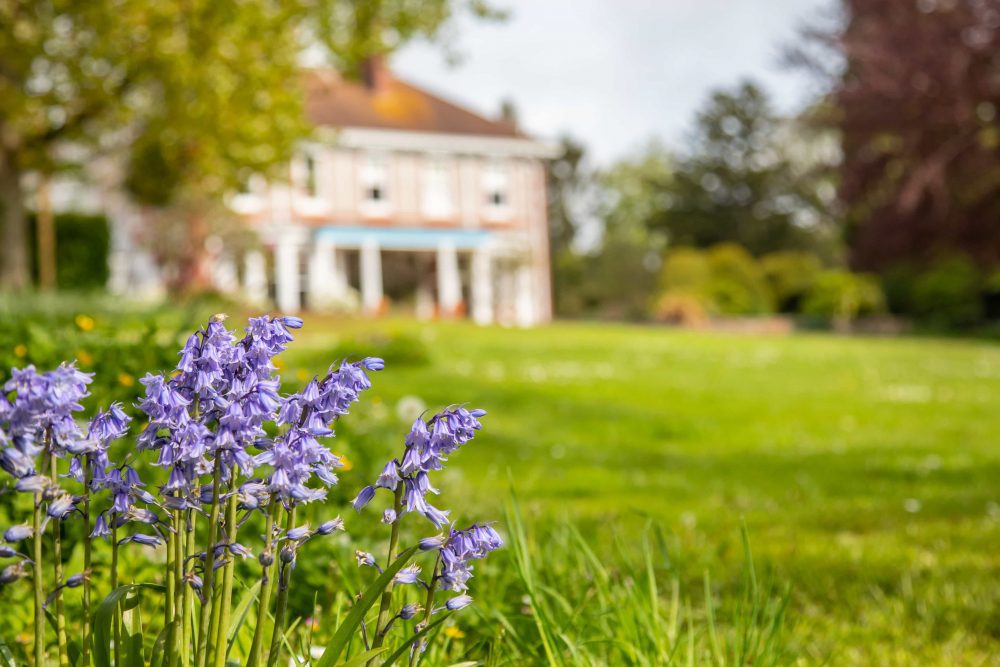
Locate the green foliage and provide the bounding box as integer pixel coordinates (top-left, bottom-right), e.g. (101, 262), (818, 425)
(328, 330), (430, 367)
(0, 293), (217, 410)
(635, 82), (836, 257)
(27, 212), (111, 289)
(801, 270), (884, 321)
(909, 256), (984, 329)
(311, 0), (507, 77)
(760, 251), (823, 313)
(657, 244), (773, 316)
(705, 244), (774, 315)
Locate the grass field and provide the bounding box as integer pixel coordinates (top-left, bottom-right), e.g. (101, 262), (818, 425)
(280, 318), (999, 665)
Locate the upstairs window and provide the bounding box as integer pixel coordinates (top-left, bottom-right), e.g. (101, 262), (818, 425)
(482, 161), (510, 219)
(422, 157), (453, 218)
(361, 155), (390, 214)
(303, 153), (318, 198)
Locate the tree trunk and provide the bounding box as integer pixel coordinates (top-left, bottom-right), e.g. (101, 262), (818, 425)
(36, 175), (56, 290)
(0, 148), (30, 290)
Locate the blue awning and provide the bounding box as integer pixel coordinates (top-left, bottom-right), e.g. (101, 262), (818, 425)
(314, 226), (493, 250)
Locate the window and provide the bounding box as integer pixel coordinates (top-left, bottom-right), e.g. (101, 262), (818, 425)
(422, 157), (453, 218)
(303, 153), (317, 198)
(361, 155), (390, 215)
(482, 161), (510, 219)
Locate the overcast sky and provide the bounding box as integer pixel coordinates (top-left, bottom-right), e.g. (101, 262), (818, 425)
(394, 0), (833, 166)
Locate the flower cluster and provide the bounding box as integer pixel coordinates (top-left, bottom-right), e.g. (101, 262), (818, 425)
(353, 406), (486, 528)
(0, 314), (502, 667)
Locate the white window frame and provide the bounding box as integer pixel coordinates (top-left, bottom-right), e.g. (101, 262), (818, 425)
(359, 153), (391, 217)
(421, 155), (454, 219)
(482, 160), (511, 221)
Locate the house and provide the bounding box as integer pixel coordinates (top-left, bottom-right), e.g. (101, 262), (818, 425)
(185, 62), (558, 326)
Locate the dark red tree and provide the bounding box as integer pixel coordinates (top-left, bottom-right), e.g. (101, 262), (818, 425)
(836, 0), (1000, 271)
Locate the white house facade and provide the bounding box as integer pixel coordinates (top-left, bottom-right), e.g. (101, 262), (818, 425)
(191, 66), (557, 326)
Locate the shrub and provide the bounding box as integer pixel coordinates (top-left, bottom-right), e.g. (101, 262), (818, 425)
(802, 270), (885, 323)
(760, 251), (823, 313)
(28, 212), (111, 289)
(705, 243), (774, 315)
(910, 256), (984, 329)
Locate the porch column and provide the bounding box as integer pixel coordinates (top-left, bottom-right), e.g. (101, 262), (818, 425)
(360, 238), (383, 315)
(436, 240), (461, 318)
(243, 250), (268, 306)
(308, 239), (335, 308)
(515, 262), (535, 327)
(275, 239), (301, 312)
(470, 248), (493, 325)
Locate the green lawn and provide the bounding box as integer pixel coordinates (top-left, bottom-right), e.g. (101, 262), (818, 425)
(283, 318), (999, 665)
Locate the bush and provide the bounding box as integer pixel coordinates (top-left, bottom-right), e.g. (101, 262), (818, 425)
(656, 244), (774, 316)
(28, 211), (111, 289)
(760, 251), (822, 313)
(705, 243), (774, 314)
(802, 270), (885, 324)
(909, 256), (983, 329)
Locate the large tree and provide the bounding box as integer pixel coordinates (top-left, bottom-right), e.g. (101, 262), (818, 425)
(1, 0), (504, 291)
(831, 0), (1000, 271)
(647, 81), (836, 257)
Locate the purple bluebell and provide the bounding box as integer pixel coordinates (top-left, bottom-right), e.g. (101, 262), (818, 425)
(0, 546), (16, 558)
(285, 525), (312, 541)
(65, 572), (87, 588)
(418, 534), (447, 551)
(4, 525), (33, 542)
(0, 562), (29, 584)
(357, 406), (485, 527)
(382, 509), (397, 525)
(316, 517), (344, 535)
(119, 533), (161, 547)
(351, 485), (375, 512)
(393, 564), (423, 585)
(46, 493), (77, 519)
(399, 603), (422, 620)
(444, 595), (473, 611)
(438, 523), (504, 593)
(355, 551), (377, 568)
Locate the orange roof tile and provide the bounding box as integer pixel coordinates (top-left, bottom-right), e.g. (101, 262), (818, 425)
(304, 69), (524, 138)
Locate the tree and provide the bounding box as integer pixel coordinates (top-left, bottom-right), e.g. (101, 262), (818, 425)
(648, 81), (837, 256)
(310, 0), (507, 78)
(1, 0), (505, 291)
(828, 0), (1000, 271)
(0, 1), (152, 289)
(546, 136), (589, 315)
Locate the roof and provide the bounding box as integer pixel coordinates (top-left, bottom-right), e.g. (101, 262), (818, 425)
(303, 68), (525, 139)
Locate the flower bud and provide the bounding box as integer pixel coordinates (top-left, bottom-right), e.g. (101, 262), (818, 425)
(4, 525), (33, 543)
(445, 595), (473, 611)
(399, 603), (422, 620)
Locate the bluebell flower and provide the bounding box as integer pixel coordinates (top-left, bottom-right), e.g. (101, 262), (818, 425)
(355, 550), (377, 568)
(0, 562), (29, 585)
(3, 525), (33, 542)
(438, 523), (503, 593)
(444, 595), (473, 611)
(399, 603), (422, 620)
(119, 533), (161, 547)
(352, 485), (375, 512)
(316, 517), (344, 535)
(0, 546), (17, 558)
(382, 509), (397, 525)
(393, 564), (422, 585)
(285, 524), (312, 541)
(418, 534), (447, 551)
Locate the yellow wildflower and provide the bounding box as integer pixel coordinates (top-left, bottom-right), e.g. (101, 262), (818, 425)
(75, 314), (96, 332)
(118, 372), (135, 387)
(14, 344), (27, 358)
(443, 626), (465, 639)
(295, 368), (309, 382)
(338, 455), (353, 471)
(77, 350), (94, 365)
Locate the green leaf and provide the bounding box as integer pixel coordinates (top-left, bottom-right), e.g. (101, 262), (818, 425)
(377, 614), (452, 667)
(0, 636), (17, 667)
(315, 545), (420, 667)
(121, 593), (144, 667)
(339, 648), (386, 667)
(227, 580), (261, 659)
(149, 625), (169, 667)
(92, 584), (165, 667)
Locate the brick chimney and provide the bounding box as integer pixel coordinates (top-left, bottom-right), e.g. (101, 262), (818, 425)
(360, 54), (391, 91)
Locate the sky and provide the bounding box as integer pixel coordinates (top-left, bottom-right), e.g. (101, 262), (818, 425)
(394, 0), (834, 166)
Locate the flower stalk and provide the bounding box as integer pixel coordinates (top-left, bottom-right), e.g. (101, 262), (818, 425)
(32, 490), (45, 667)
(265, 505), (297, 667)
(195, 458), (224, 667)
(246, 502), (281, 667)
(49, 452), (69, 667)
(369, 485), (405, 662)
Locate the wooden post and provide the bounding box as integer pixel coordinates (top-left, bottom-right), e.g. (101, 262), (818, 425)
(36, 175), (56, 290)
